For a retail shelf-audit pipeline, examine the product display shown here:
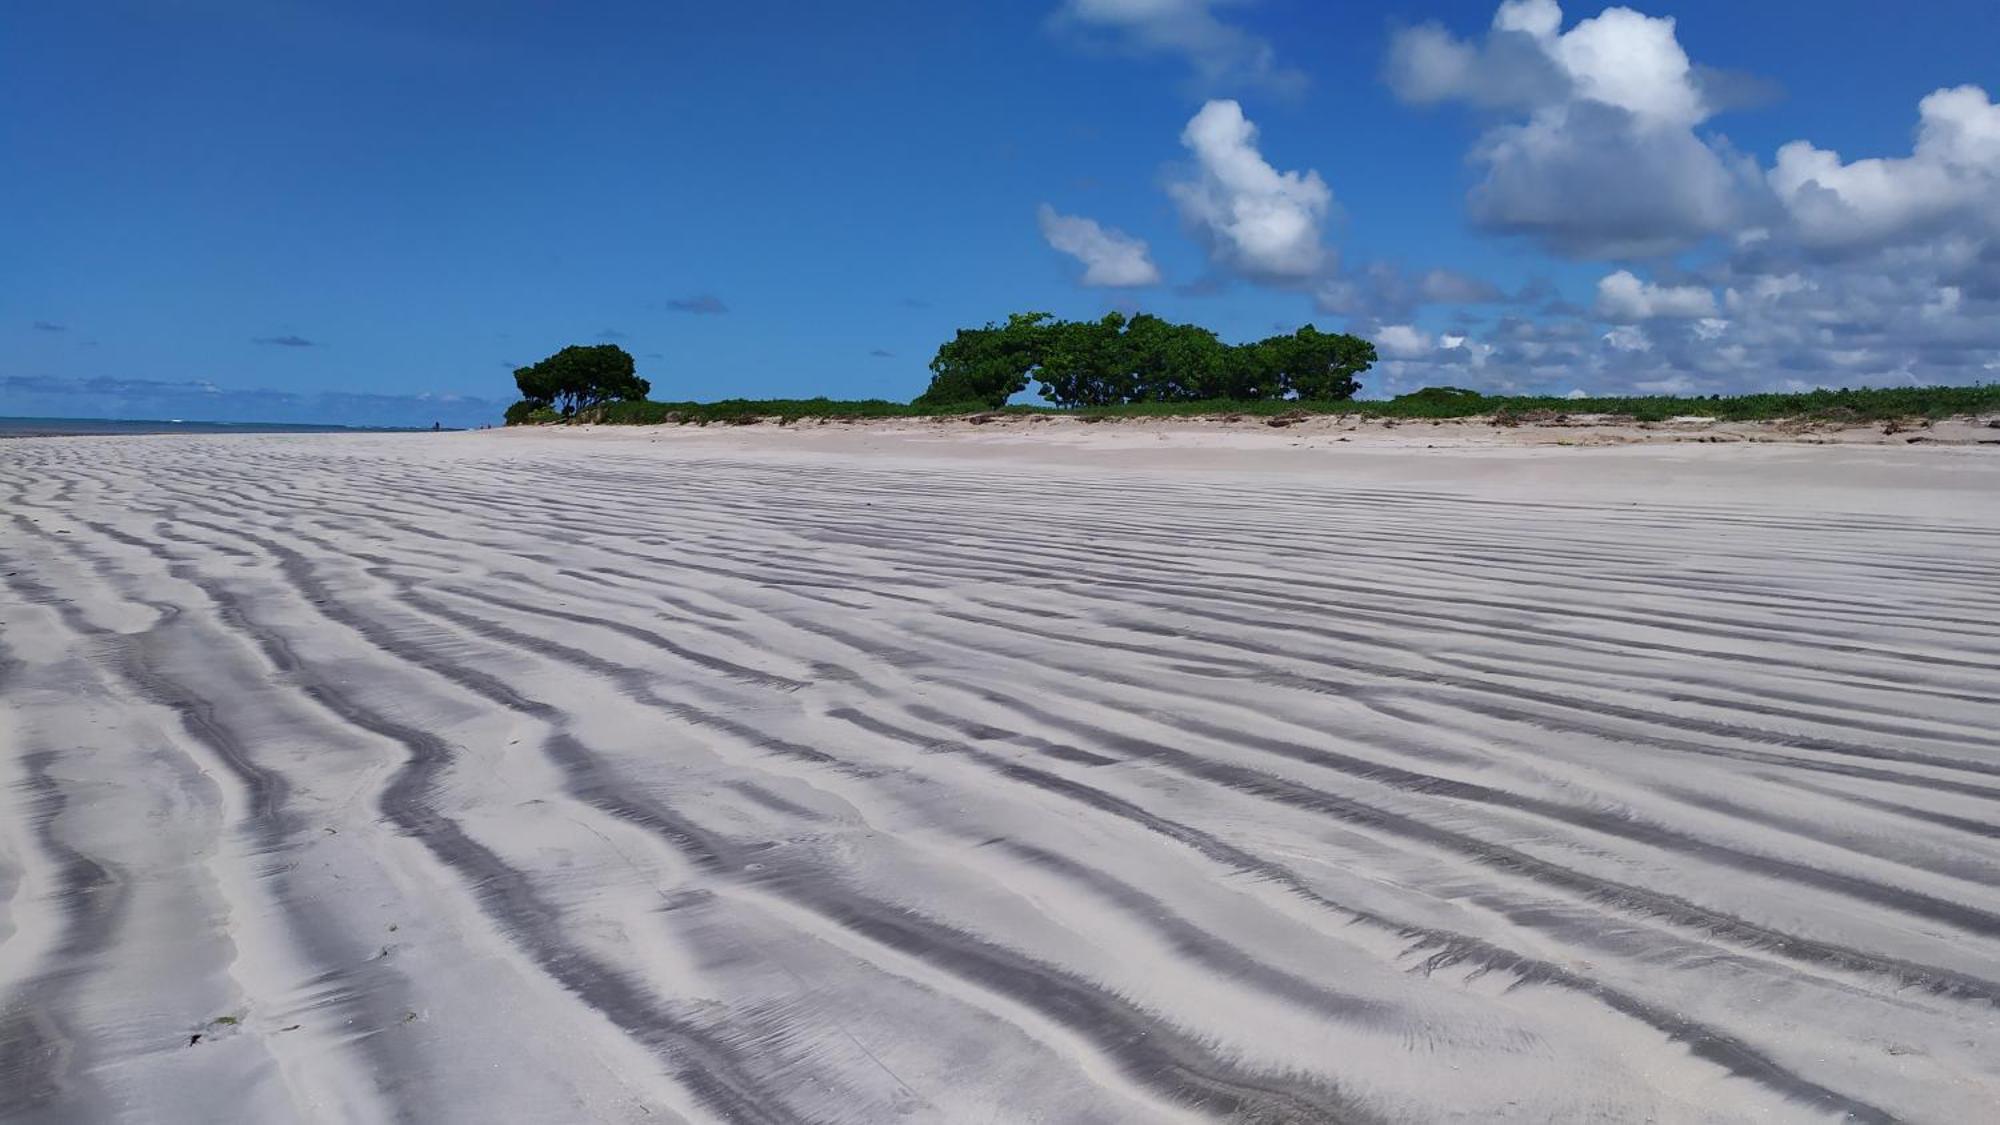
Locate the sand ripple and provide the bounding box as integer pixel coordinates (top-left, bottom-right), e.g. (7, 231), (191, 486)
(2, 431), (1996, 1123)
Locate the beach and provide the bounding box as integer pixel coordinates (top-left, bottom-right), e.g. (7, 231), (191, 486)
(3, 425), (1997, 1123)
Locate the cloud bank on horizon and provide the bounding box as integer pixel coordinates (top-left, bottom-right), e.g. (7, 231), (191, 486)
(1041, 0), (2000, 398)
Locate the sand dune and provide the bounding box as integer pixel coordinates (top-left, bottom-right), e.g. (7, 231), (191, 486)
(2, 428), (1997, 1123)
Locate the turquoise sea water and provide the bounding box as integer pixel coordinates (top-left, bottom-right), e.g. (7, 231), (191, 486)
(0, 416), (433, 438)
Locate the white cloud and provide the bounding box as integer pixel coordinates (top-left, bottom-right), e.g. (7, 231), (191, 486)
(1312, 262), (1508, 319)
(1545, 7), (1703, 126)
(1438, 333), (1494, 368)
(1054, 0), (1303, 93)
(1388, 2), (1704, 124)
(1387, 2), (1754, 257)
(1352, 258), (2000, 398)
(1921, 285), (1963, 320)
(1602, 324), (1651, 352)
(1494, 0), (1561, 39)
(1595, 269), (1719, 320)
(1768, 85), (2000, 252)
(1036, 204), (1163, 286)
(1724, 272), (1812, 311)
(1096, 4), (2000, 399)
(1373, 0), (2000, 412)
(1167, 99), (1333, 280)
(1395, 9), (2000, 266)
(1385, 2), (1567, 110)
(1375, 324), (1435, 358)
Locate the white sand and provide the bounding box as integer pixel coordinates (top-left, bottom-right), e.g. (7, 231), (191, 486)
(2, 425), (1996, 1123)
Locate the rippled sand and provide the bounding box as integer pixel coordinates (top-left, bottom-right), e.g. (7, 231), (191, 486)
(2, 428), (1996, 1123)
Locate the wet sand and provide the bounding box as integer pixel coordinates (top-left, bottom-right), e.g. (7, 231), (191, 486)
(2, 427), (1996, 1122)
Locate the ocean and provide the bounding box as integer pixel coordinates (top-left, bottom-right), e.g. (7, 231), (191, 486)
(0, 416), (436, 438)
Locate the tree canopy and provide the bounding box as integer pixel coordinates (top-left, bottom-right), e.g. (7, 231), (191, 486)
(913, 313), (1374, 408)
(511, 344), (650, 417)
(912, 312), (1055, 409)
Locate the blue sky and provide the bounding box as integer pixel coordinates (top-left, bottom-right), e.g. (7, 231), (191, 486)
(5, 1), (1997, 425)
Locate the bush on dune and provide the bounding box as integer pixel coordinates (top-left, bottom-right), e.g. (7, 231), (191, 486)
(504, 400), (562, 425)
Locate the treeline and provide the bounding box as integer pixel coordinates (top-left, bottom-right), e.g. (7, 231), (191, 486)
(913, 312), (1377, 409)
(497, 332), (2000, 428)
(539, 383), (2000, 427)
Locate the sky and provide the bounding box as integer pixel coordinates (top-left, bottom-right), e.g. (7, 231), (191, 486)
(4, 0), (1998, 426)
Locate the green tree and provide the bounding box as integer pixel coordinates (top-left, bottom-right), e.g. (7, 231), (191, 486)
(512, 344), (650, 416)
(916, 313), (1375, 409)
(1036, 312), (1140, 407)
(913, 312), (1053, 409)
(1254, 326), (1373, 401)
(1124, 314), (1231, 401)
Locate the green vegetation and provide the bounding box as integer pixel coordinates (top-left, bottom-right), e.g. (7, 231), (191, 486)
(576, 398), (935, 425)
(522, 383), (2000, 427)
(1052, 383), (2000, 422)
(913, 311), (1374, 409)
(509, 344), (650, 420)
(500, 324), (2000, 429)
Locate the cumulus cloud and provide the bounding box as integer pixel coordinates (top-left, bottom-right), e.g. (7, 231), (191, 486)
(1037, 203), (1163, 286)
(1419, 268), (1506, 304)
(1375, 324), (1435, 358)
(1471, 105), (1754, 258)
(1724, 271), (1812, 310)
(1167, 99), (1333, 281)
(1602, 324), (1651, 352)
(1669, 84), (2000, 394)
(1052, 2), (2000, 398)
(1314, 262), (1510, 321)
(1388, 1), (1757, 258)
(1386, 1), (1570, 110)
(1768, 85), (2000, 253)
(1053, 0), (1304, 93)
(667, 294), (727, 314)
(1594, 270), (1718, 320)
(1394, 4), (2000, 275)
(1371, 257), (2000, 399)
